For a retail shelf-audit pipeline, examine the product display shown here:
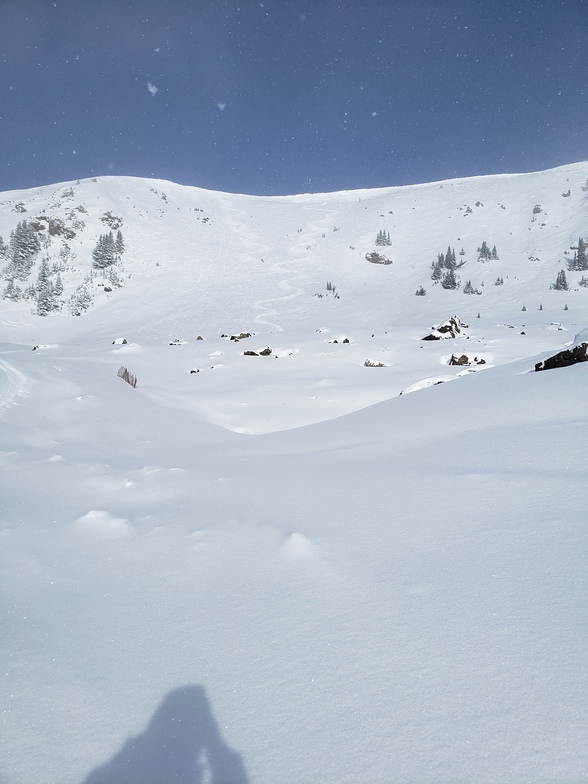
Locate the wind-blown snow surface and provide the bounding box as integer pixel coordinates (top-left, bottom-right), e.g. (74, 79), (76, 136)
(1, 165), (587, 783)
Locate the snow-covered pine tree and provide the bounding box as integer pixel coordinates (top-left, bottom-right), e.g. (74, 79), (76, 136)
(6, 220), (41, 280)
(35, 258), (56, 316)
(477, 240), (492, 262)
(551, 269), (569, 291)
(3, 279), (21, 301)
(441, 268), (459, 289)
(568, 237), (588, 271)
(115, 229), (125, 254)
(53, 273), (64, 298)
(0, 235), (8, 260)
(68, 280), (93, 315)
(445, 246), (456, 269)
(375, 230), (391, 246)
(92, 232), (117, 269)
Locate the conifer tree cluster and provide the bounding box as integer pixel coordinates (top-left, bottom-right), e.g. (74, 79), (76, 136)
(463, 280), (482, 295)
(551, 270), (569, 291)
(430, 246), (464, 289)
(2, 220), (41, 281)
(375, 230), (391, 246)
(567, 237), (588, 271)
(92, 230), (124, 269)
(35, 258), (63, 316)
(477, 241), (499, 262)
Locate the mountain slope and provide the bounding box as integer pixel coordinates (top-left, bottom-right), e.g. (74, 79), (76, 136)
(1, 165), (587, 784)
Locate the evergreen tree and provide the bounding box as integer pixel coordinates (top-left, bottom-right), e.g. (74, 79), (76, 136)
(569, 237), (588, 271)
(115, 229), (125, 254)
(463, 280), (481, 295)
(69, 281), (93, 315)
(92, 231), (117, 269)
(491, 245), (499, 260)
(415, 286), (426, 296)
(431, 260), (443, 282)
(551, 269), (569, 291)
(446, 246), (456, 269)
(441, 269), (459, 289)
(477, 240), (493, 262)
(53, 273), (64, 297)
(35, 258), (56, 315)
(6, 220), (41, 280)
(23, 283), (37, 301)
(3, 279), (21, 301)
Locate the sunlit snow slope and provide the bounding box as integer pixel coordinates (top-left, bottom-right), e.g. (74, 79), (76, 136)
(1, 164), (587, 784)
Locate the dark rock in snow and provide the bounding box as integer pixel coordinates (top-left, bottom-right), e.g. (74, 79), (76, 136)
(535, 342), (588, 371)
(422, 315), (468, 341)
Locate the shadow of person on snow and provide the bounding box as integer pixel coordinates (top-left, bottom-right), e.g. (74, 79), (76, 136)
(83, 684), (249, 784)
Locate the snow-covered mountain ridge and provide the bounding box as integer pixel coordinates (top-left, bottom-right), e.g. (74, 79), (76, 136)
(1, 161), (587, 432)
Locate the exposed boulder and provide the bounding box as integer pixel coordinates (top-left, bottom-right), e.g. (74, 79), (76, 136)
(448, 354), (486, 366)
(422, 315), (468, 341)
(243, 347), (272, 356)
(365, 251), (392, 265)
(535, 342), (588, 371)
(231, 332), (253, 341)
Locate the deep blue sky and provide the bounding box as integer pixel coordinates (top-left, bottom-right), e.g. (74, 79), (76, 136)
(1, 0), (587, 195)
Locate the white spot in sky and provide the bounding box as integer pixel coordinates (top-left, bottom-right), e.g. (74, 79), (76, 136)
(372, 112), (378, 116)
(217, 102), (226, 111)
(155, 47), (160, 52)
(147, 82), (159, 96)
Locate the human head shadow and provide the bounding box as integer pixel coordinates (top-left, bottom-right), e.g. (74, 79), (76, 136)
(83, 684), (249, 784)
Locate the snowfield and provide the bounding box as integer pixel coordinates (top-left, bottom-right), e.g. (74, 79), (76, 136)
(1, 163), (587, 784)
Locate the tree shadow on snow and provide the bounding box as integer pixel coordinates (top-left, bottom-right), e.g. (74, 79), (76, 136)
(83, 685), (249, 784)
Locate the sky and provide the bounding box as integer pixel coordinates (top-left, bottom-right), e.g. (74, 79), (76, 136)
(1, 0), (587, 196)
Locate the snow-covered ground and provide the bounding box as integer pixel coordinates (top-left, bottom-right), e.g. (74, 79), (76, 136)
(1, 163), (587, 783)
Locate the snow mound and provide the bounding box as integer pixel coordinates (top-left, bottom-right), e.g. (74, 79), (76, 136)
(74, 510), (133, 538)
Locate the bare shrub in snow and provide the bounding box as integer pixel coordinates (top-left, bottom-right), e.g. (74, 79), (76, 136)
(117, 366), (137, 388)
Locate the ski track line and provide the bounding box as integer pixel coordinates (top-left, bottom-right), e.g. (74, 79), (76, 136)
(250, 204), (341, 333)
(0, 358), (29, 415)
